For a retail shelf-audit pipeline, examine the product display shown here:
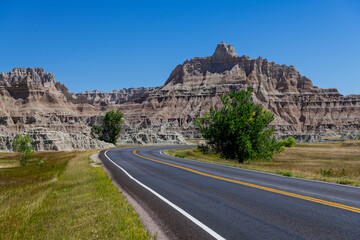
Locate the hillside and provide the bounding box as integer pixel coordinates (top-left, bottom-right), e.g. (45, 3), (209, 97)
(1, 42), (359, 150)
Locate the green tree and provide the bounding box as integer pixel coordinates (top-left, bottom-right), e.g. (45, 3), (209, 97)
(280, 136), (296, 147)
(12, 134), (34, 166)
(195, 87), (283, 163)
(91, 109), (124, 145)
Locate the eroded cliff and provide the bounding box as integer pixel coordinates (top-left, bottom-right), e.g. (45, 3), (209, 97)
(131, 42), (360, 141)
(1, 43), (359, 150)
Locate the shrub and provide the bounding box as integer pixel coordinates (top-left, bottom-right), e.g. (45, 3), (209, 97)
(320, 168), (333, 177)
(197, 144), (209, 154)
(280, 137), (296, 147)
(276, 170), (293, 177)
(12, 134), (34, 166)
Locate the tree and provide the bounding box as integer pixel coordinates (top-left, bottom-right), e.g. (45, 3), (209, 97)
(195, 87), (283, 163)
(280, 136), (296, 147)
(12, 134), (34, 166)
(91, 109), (124, 145)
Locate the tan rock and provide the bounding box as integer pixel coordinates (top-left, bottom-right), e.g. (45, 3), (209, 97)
(1, 43), (360, 150)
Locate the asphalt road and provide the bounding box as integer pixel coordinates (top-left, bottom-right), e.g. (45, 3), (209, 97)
(100, 146), (360, 240)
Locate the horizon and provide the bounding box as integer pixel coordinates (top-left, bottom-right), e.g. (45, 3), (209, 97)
(0, 0), (359, 95)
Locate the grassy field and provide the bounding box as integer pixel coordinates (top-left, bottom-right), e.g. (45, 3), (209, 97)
(0, 150), (151, 240)
(165, 141), (360, 186)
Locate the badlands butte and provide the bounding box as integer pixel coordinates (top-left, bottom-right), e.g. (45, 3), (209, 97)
(1, 42), (360, 151)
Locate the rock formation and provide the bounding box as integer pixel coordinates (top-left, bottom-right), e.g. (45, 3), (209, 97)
(133, 42), (360, 141)
(0, 128), (113, 151)
(1, 42), (359, 151)
(0, 68), (185, 150)
(0, 68), (114, 150)
(72, 87), (158, 105)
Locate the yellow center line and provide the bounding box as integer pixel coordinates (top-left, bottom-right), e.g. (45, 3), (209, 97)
(132, 149), (360, 214)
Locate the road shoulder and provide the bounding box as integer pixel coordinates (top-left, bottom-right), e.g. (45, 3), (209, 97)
(91, 152), (169, 240)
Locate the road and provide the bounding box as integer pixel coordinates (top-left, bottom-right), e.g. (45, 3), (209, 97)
(100, 146), (360, 240)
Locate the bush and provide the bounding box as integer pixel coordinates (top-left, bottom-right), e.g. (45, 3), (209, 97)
(280, 137), (296, 147)
(320, 168), (333, 177)
(357, 136), (360, 140)
(276, 170), (293, 177)
(91, 109), (124, 145)
(195, 87), (283, 163)
(197, 144), (209, 154)
(12, 134), (34, 166)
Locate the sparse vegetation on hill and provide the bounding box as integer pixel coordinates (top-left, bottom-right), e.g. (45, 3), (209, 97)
(165, 142), (360, 186)
(0, 150), (150, 239)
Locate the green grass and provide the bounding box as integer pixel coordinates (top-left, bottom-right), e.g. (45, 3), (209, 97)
(164, 142), (360, 186)
(0, 151), (150, 240)
(275, 170), (293, 177)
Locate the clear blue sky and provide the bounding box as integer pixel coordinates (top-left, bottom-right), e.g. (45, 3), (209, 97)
(0, 0), (359, 95)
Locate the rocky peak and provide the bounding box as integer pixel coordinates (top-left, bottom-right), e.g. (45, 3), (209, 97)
(0, 67), (56, 88)
(164, 42), (308, 91)
(211, 42), (238, 61)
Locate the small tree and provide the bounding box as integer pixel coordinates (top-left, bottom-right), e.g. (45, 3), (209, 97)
(195, 87), (283, 163)
(280, 137), (296, 147)
(91, 109), (124, 145)
(12, 134), (34, 166)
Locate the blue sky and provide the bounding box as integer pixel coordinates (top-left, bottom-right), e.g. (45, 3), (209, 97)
(0, 0), (359, 95)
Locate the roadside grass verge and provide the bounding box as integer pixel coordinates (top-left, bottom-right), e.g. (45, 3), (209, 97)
(164, 142), (360, 186)
(0, 150), (150, 240)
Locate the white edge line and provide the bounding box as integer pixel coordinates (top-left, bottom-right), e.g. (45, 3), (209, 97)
(104, 150), (226, 240)
(159, 148), (360, 189)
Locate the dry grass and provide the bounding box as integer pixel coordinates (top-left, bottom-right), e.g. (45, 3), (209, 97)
(322, 136), (342, 140)
(165, 142), (360, 186)
(0, 150), (150, 240)
(185, 139), (206, 145)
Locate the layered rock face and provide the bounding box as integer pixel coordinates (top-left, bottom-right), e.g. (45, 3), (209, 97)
(123, 42), (360, 141)
(1, 68), (74, 134)
(0, 68), (185, 150)
(1, 43), (359, 151)
(0, 68), (115, 150)
(73, 87), (158, 105)
(0, 128), (113, 151)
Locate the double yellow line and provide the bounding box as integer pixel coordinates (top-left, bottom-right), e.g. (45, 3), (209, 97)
(133, 149), (360, 214)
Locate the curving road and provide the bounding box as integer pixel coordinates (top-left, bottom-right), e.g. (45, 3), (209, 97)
(100, 146), (360, 240)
